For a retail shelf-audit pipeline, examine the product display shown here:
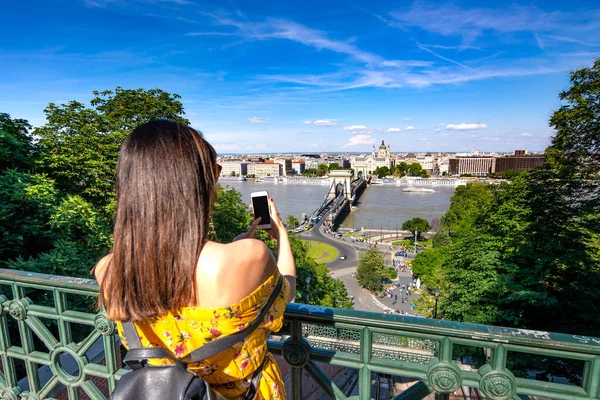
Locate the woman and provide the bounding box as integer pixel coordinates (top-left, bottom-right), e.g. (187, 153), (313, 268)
(94, 119), (296, 399)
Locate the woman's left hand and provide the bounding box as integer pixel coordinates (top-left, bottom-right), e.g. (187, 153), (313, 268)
(232, 217), (262, 241)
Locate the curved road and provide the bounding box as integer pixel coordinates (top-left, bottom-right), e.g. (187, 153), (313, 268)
(300, 220), (359, 270)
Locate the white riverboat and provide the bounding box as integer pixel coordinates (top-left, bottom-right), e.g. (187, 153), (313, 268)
(402, 187), (436, 193)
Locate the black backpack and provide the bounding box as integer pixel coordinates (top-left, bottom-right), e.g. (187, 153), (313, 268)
(112, 275), (283, 400)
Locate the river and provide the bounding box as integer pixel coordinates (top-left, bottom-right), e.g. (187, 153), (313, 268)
(220, 181), (455, 229)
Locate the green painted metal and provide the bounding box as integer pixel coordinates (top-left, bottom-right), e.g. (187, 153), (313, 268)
(1, 269), (600, 400)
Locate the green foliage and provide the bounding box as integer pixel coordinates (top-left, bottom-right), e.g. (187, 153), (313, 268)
(0, 113), (34, 172)
(356, 247), (386, 291)
(374, 166), (391, 178)
(33, 87), (189, 208)
(286, 215), (299, 228)
(432, 228), (452, 248)
(411, 247), (447, 289)
(394, 162), (428, 178)
(212, 186), (253, 243)
(328, 163), (342, 171)
(402, 217), (431, 240)
(302, 168), (317, 176)
(442, 183), (492, 236)
(0, 170), (60, 263)
(317, 164), (329, 176)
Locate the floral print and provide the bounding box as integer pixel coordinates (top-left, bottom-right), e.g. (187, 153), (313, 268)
(117, 270), (289, 400)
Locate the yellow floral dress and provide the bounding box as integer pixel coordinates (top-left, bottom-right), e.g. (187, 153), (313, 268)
(116, 270), (290, 400)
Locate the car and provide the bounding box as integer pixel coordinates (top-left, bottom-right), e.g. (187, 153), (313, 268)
(381, 278), (393, 284)
(339, 254), (347, 260)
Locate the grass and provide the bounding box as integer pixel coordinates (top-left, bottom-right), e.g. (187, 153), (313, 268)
(305, 240), (339, 264)
(392, 239), (433, 247)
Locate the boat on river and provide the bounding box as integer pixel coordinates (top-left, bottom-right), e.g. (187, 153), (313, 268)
(402, 187), (435, 193)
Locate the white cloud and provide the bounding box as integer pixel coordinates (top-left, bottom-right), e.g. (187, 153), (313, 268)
(437, 123), (446, 126)
(313, 119), (336, 126)
(344, 125), (368, 131)
(345, 134), (376, 147)
(520, 132), (533, 136)
(420, 138), (428, 141)
(388, 127), (401, 132)
(304, 120), (312, 124)
(435, 128), (441, 132)
(405, 125), (417, 130)
(403, 117), (411, 121)
(249, 117), (267, 123)
(446, 123), (487, 130)
(441, 133), (449, 136)
(254, 144), (268, 150)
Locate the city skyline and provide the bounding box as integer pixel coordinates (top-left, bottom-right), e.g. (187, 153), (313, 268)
(2, 0), (600, 153)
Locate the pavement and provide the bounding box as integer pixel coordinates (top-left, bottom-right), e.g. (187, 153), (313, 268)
(300, 220), (421, 314)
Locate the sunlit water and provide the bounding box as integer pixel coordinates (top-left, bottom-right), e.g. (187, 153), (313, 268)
(221, 181), (455, 229)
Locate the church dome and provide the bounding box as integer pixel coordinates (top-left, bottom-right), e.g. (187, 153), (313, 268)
(379, 140), (386, 150)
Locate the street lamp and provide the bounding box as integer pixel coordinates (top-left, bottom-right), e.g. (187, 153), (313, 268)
(433, 287), (440, 319)
(305, 276), (312, 304)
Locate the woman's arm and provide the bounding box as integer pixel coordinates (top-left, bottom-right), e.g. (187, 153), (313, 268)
(266, 198), (296, 303)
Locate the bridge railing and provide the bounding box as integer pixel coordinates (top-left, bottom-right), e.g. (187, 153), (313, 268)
(0, 268), (599, 400)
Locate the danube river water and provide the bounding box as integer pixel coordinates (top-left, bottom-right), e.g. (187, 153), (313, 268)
(221, 181), (455, 229)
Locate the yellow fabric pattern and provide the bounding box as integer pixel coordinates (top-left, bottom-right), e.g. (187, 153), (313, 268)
(116, 270), (290, 400)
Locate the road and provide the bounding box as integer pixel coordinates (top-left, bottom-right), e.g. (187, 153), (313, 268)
(300, 219), (420, 314)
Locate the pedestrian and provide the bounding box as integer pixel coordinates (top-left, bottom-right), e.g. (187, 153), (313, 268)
(394, 294), (398, 301)
(401, 297), (404, 304)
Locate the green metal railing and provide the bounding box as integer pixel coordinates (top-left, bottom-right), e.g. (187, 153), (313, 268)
(0, 268), (599, 400)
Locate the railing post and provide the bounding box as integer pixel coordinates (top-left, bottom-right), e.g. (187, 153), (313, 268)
(359, 326), (372, 399)
(290, 319), (303, 400)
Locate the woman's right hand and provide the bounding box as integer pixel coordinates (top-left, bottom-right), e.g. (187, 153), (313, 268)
(266, 198), (287, 240)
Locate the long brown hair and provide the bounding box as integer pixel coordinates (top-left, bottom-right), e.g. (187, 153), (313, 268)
(100, 119), (217, 321)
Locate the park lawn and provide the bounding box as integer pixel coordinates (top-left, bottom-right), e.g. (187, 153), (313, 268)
(392, 239), (433, 247)
(305, 240), (339, 263)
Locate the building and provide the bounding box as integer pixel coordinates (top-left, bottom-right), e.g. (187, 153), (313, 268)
(350, 140), (393, 177)
(274, 159), (293, 176)
(291, 160), (305, 175)
(219, 160), (247, 177)
(247, 162), (282, 177)
(449, 157), (495, 176)
(494, 152), (544, 173)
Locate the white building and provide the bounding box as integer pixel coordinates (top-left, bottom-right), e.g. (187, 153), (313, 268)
(350, 140), (393, 177)
(247, 163), (282, 178)
(291, 160), (305, 175)
(219, 161), (247, 177)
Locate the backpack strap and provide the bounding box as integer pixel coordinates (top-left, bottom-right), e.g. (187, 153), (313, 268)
(181, 274), (283, 364)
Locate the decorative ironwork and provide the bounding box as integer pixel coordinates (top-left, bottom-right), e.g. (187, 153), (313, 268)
(8, 299), (28, 321)
(1, 268), (600, 400)
(282, 337), (311, 367)
(478, 365), (517, 400)
(94, 313), (116, 336)
(427, 362), (462, 393)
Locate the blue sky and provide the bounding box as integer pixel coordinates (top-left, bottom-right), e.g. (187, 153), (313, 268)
(1, 0), (599, 153)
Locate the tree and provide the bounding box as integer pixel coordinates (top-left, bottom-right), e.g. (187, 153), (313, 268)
(402, 217), (431, 240)
(33, 87), (189, 208)
(0, 113), (33, 172)
(328, 163), (342, 171)
(303, 168), (317, 176)
(374, 166), (391, 178)
(432, 228), (452, 248)
(442, 183), (492, 237)
(212, 186), (253, 243)
(317, 164), (329, 176)
(356, 247), (386, 291)
(411, 247), (447, 289)
(286, 215), (299, 228)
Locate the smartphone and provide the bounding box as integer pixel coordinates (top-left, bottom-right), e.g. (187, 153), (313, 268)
(251, 191), (272, 230)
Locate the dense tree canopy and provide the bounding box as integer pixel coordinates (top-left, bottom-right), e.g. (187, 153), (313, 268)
(412, 59), (600, 339)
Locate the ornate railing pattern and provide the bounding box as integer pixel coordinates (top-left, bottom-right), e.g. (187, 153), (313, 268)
(1, 269), (600, 400)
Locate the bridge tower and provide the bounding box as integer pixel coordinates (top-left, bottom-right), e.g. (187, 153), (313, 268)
(328, 170), (353, 200)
